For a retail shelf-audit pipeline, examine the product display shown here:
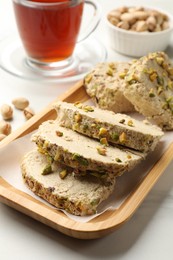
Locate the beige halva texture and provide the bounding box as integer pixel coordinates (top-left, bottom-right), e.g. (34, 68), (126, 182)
(123, 52), (173, 130)
(84, 52), (173, 130)
(54, 101), (163, 153)
(84, 62), (134, 113)
(31, 120), (143, 177)
(21, 51), (172, 216)
(21, 149), (116, 216)
(21, 97), (165, 215)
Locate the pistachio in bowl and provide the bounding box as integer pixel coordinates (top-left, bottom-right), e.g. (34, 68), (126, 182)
(106, 6), (173, 57)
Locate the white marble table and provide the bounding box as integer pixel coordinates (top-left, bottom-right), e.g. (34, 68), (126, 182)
(1, 0), (173, 259)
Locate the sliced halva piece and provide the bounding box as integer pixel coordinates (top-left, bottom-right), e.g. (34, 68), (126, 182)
(54, 101), (163, 152)
(124, 52), (173, 130)
(32, 120), (143, 176)
(84, 62), (134, 113)
(21, 149), (116, 216)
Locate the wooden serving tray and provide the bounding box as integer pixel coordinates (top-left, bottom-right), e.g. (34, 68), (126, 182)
(0, 80), (173, 240)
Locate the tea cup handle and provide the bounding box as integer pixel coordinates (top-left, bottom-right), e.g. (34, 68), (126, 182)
(77, 0), (102, 42)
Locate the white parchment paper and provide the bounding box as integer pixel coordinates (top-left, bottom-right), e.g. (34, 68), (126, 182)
(0, 129), (173, 223)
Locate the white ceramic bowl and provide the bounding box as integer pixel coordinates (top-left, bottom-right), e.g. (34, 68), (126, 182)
(105, 7), (173, 57)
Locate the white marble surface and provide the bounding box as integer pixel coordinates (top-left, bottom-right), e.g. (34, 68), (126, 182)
(1, 0), (173, 259)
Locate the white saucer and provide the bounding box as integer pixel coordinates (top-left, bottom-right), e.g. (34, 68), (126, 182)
(0, 34), (107, 82)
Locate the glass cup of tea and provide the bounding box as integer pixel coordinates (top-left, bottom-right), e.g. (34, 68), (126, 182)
(12, 0), (102, 79)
